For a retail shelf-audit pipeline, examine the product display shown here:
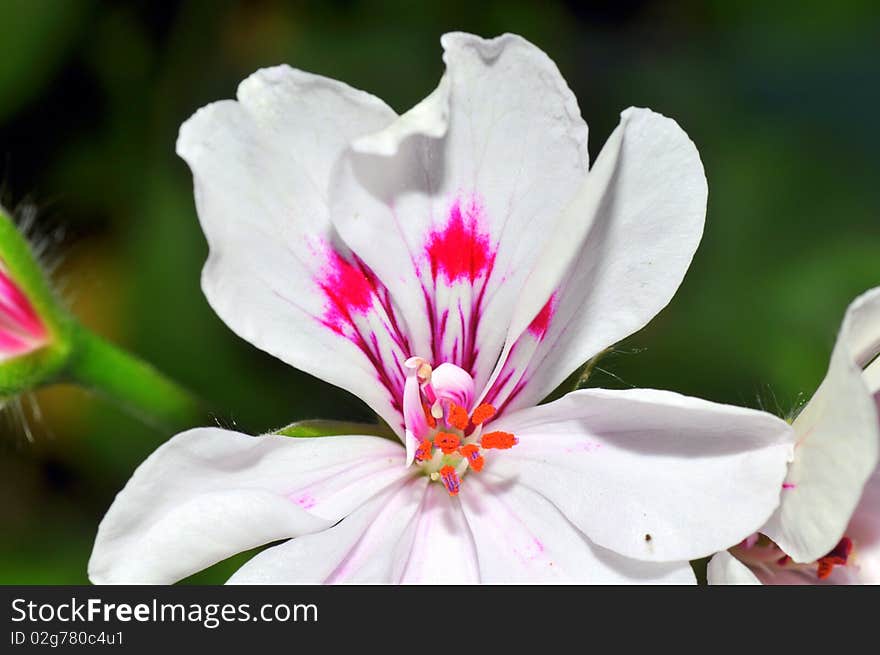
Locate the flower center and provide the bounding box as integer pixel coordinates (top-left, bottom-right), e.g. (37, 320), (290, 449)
(733, 534), (855, 581)
(402, 357), (517, 496)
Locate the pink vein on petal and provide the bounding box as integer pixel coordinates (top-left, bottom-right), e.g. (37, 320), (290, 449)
(420, 194), (497, 375)
(310, 240), (411, 418)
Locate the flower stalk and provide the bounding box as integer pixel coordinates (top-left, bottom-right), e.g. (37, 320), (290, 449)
(1, 207), (203, 433)
(63, 323), (203, 432)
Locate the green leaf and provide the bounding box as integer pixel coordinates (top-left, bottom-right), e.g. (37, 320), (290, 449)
(277, 419), (397, 440)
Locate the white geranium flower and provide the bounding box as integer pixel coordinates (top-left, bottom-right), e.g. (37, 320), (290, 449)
(709, 287), (880, 584)
(89, 33), (794, 584)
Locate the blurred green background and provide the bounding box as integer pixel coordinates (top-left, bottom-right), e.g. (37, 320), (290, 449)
(0, 0), (877, 584)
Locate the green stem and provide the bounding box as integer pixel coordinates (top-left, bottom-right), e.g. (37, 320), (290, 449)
(64, 325), (204, 433)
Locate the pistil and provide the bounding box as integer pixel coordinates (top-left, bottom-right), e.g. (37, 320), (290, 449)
(402, 357), (518, 495)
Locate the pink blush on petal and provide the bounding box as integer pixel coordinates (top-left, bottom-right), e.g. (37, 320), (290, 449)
(290, 491), (317, 511)
(315, 247), (377, 335)
(309, 240), (412, 418)
(425, 196), (496, 284)
(527, 293), (557, 339)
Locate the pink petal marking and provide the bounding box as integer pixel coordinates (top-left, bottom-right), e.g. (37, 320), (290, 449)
(312, 242), (411, 419)
(290, 492), (317, 510)
(420, 194), (497, 375)
(527, 293), (557, 339)
(317, 248), (382, 333)
(481, 292), (559, 414)
(426, 196), (495, 283)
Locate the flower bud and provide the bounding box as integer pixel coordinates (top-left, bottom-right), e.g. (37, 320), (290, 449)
(0, 208), (72, 398)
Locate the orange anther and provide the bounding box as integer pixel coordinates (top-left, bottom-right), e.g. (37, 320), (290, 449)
(817, 560), (834, 580)
(448, 403), (469, 431)
(816, 537), (852, 579)
(470, 403), (496, 425)
(459, 444), (484, 472)
(434, 432), (461, 454)
(481, 431), (518, 450)
(439, 465), (460, 496)
(415, 439), (433, 462)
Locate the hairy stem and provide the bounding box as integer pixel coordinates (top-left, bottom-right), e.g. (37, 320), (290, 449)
(64, 325), (204, 433)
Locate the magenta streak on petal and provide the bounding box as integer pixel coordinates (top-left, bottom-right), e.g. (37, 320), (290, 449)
(528, 293), (557, 339)
(420, 194), (497, 376)
(317, 249), (379, 333)
(482, 292), (559, 416)
(483, 365), (517, 413)
(782, 483), (797, 489)
(313, 244), (411, 418)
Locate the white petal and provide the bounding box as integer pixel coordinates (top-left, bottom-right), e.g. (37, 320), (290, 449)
(352, 76), (450, 156)
(763, 288), (880, 563)
(89, 428), (407, 584)
(706, 551), (762, 585)
(460, 474), (695, 583)
(404, 429), (419, 467)
(490, 388), (794, 562)
(864, 355), (880, 395)
(848, 464), (880, 583)
(398, 483), (480, 583)
(431, 362), (475, 408)
(482, 108), (706, 412)
(329, 32), (588, 391)
(177, 66), (415, 434)
(228, 477), (428, 584)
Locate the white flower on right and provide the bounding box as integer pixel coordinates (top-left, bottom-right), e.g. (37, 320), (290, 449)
(709, 287), (880, 584)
